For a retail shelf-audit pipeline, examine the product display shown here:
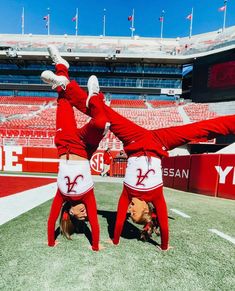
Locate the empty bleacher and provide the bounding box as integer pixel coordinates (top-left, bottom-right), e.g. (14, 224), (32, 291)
(0, 96), (229, 150)
(183, 103), (218, 121)
(148, 100), (177, 108)
(110, 99), (147, 109)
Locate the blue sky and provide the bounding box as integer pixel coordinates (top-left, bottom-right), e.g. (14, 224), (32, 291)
(0, 0), (234, 38)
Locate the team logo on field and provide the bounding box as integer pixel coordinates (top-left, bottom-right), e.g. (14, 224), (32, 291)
(136, 168), (155, 186)
(64, 175), (84, 193)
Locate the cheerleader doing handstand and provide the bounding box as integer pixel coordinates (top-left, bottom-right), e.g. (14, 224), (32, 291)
(42, 46), (235, 251)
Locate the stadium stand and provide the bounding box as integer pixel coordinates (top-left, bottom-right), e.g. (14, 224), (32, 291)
(0, 28), (234, 153)
(110, 99), (147, 108)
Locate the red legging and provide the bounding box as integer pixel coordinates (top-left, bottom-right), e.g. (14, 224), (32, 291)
(56, 64), (108, 131)
(47, 188), (100, 251)
(48, 82), (105, 251)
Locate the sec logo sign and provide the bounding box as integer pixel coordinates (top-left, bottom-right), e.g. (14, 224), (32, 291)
(90, 152), (103, 173)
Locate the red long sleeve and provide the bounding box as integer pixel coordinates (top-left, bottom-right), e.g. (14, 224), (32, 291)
(47, 189), (64, 246)
(83, 190), (100, 251)
(151, 188), (169, 250)
(113, 187), (131, 245)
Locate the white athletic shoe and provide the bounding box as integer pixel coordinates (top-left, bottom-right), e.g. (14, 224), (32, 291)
(41, 70), (69, 90)
(86, 75), (100, 107)
(48, 45), (70, 69)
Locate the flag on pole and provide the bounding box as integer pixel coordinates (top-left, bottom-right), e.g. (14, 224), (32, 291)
(159, 16), (164, 22)
(128, 15), (133, 21)
(186, 14), (192, 20)
(72, 15), (77, 22)
(218, 5), (226, 12)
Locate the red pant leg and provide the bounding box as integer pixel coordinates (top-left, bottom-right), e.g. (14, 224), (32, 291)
(113, 186), (131, 244)
(55, 98), (87, 158)
(83, 190), (100, 251)
(55, 64), (88, 113)
(47, 189), (65, 246)
(152, 114), (235, 151)
(55, 64), (70, 79)
(79, 122), (105, 159)
(104, 104), (146, 144)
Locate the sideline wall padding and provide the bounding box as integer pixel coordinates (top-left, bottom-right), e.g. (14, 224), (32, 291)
(217, 154), (235, 199)
(173, 155), (191, 192)
(1, 145), (234, 199)
(162, 156), (175, 188)
(188, 154), (220, 197)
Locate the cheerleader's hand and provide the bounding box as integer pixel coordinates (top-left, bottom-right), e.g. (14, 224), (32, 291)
(156, 245), (174, 252)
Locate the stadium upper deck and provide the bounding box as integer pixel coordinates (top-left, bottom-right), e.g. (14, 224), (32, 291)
(0, 26), (235, 100)
(0, 25), (235, 62)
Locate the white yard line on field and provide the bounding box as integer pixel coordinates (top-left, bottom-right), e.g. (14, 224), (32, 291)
(208, 229), (235, 245)
(0, 182), (57, 226)
(0, 175), (123, 226)
(170, 208), (191, 218)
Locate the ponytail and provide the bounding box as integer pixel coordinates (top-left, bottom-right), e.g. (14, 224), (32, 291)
(140, 203), (160, 242)
(60, 202), (75, 240)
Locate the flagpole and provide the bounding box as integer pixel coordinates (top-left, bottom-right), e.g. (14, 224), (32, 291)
(47, 8), (50, 35)
(223, 0), (227, 32)
(75, 8), (78, 36)
(131, 8), (135, 38)
(103, 8), (106, 36)
(189, 7), (193, 38)
(160, 10), (165, 39)
(21, 7), (25, 35)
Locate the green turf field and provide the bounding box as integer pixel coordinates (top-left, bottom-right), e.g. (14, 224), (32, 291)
(0, 182), (235, 291)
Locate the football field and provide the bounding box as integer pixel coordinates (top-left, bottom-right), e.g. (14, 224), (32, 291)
(0, 179), (235, 291)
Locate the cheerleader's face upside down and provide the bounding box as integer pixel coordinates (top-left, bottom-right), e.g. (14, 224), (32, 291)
(70, 203), (87, 220)
(128, 198), (149, 224)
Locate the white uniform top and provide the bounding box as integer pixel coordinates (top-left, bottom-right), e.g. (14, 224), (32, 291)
(57, 160), (93, 196)
(124, 156), (163, 191)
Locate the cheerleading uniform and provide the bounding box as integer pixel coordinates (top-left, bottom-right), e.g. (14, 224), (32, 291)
(56, 65), (235, 250)
(47, 92), (105, 251)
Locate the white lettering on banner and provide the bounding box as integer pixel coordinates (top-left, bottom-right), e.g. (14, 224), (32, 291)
(3, 146), (22, 172)
(90, 152), (103, 173)
(215, 166), (235, 185)
(163, 168), (189, 179)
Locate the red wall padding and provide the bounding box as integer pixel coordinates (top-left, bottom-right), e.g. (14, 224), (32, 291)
(1, 146), (234, 199)
(173, 155), (191, 192)
(188, 154), (220, 196)
(217, 154), (235, 199)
